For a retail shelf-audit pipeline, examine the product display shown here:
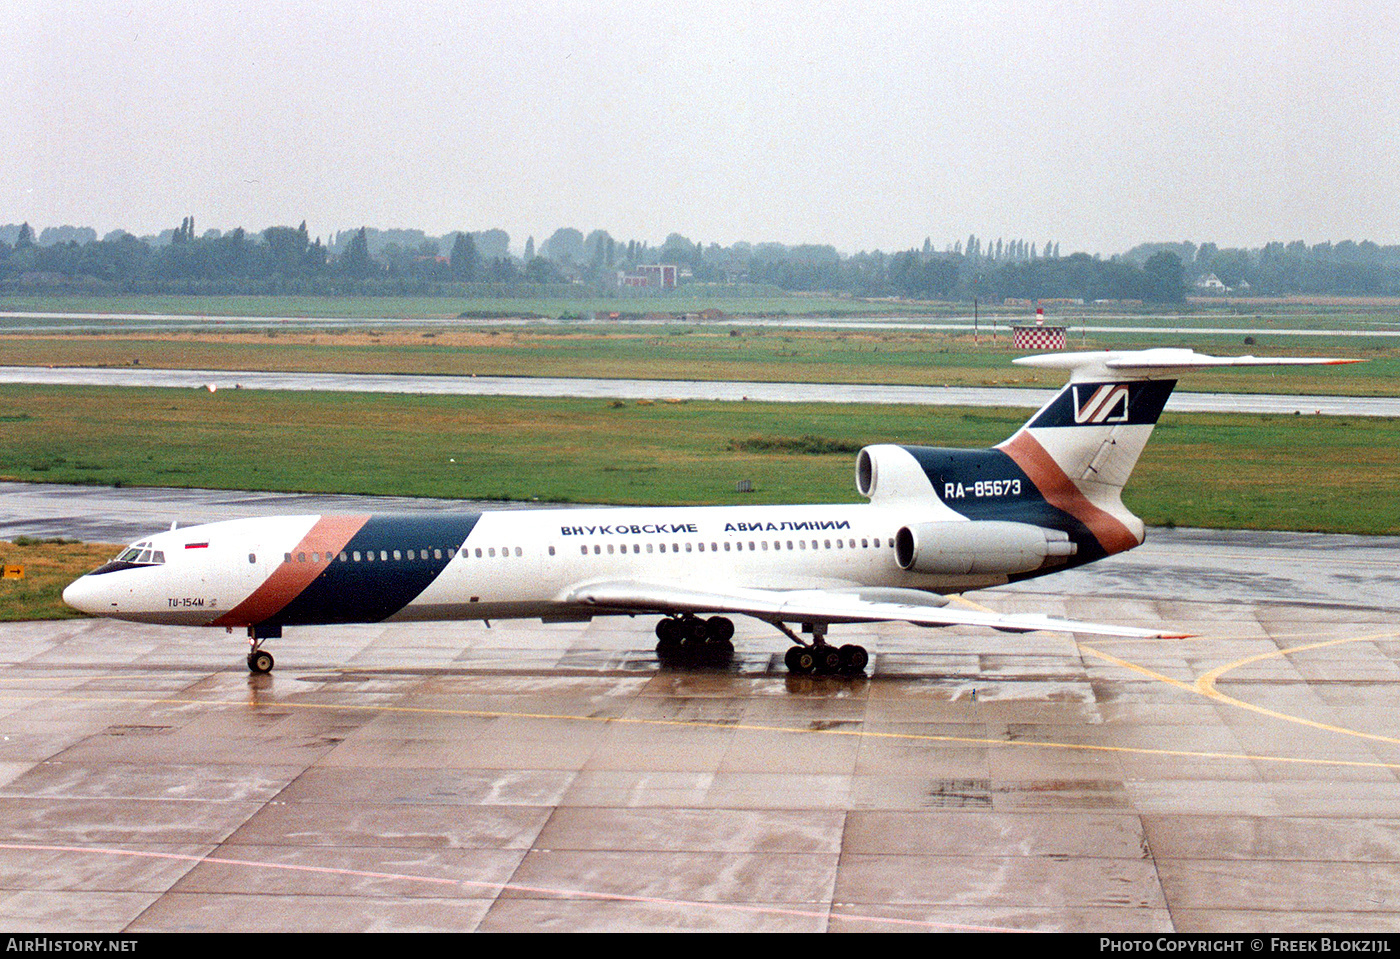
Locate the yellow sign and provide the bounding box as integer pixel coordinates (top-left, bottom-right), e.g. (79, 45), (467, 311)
(3, 566), (24, 579)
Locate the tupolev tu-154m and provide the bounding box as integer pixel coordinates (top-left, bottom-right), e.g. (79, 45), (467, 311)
(63, 348), (1356, 675)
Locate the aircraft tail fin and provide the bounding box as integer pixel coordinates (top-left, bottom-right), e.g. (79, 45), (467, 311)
(993, 348), (1360, 556)
(859, 349), (1357, 569)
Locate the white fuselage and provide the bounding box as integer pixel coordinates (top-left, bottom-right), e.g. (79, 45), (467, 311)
(62, 500), (1005, 629)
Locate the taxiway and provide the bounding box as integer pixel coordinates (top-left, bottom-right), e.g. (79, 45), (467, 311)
(1, 486), (1398, 931)
(3, 365), (1398, 417)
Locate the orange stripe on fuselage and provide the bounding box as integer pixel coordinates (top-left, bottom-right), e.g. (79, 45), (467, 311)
(997, 431), (1141, 556)
(212, 515), (370, 627)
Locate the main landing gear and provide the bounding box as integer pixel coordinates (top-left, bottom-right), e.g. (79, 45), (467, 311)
(777, 622), (868, 677)
(655, 614), (735, 668)
(246, 624), (280, 674)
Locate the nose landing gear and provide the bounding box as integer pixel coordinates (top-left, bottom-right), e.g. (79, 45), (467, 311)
(655, 615), (735, 668)
(246, 624), (280, 674)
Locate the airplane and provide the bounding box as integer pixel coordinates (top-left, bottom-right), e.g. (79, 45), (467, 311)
(62, 347), (1356, 676)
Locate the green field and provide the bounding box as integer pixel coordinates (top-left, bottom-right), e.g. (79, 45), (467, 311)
(0, 292), (958, 320)
(1, 384), (1396, 534)
(0, 538), (119, 621)
(3, 327), (1397, 396)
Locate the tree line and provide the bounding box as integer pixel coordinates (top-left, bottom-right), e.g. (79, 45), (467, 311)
(3, 217), (1399, 303)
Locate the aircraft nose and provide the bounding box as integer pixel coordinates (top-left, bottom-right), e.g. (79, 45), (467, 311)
(62, 575), (105, 615)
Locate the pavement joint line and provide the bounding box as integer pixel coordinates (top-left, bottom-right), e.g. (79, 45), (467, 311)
(0, 841), (1029, 933)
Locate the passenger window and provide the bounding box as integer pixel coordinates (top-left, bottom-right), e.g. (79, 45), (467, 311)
(515, 547), (522, 557)
(607, 544), (614, 554)
(339, 552), (347, 562)
(353, 551), (361, 561)
(724, 542), (731, 551)
(248, 553), (256, 564)
(685, 543), (692, 553)
(549, 546), (556, 556)
(697, 542), (704, 552)
(284, 553), (291, 563)
(658, 544), (666, 553)
(489, 548), (496, 557)
(380, 551), (388, 561)
(298, 552), (306, 563)
(580, 545), (588, 555)
(435, 549), (443, 560)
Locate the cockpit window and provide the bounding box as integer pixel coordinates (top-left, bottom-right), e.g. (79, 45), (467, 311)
(110, 541), (165, 566)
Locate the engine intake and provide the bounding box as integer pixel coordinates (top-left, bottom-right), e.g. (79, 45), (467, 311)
(895, 521), (1076, 576)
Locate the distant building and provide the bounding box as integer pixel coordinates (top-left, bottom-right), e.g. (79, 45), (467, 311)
(1194, 273), (1227, 292)
(618, 264), (678, 290)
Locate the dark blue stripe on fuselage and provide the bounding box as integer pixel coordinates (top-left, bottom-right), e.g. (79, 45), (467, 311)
(269, 513), (481, 626)
(903, 446), (1108, 570)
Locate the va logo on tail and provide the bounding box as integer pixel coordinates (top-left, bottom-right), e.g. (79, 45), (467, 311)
(1072, 384), (1131, 424)
(1027, 379), (1175, 430)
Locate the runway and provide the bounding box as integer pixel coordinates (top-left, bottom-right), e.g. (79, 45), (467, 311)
(2, 484), (1399, 931)
(4, 365), (1398, 417)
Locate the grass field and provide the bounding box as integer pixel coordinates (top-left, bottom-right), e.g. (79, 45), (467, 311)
(0, 292), (957, 320)
(0, 538), (119, 621)
(3, 327), (1397, 396)
(1, 384), (1396, 534)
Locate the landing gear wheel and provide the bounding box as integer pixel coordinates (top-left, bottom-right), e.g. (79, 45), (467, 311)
(838, 644), (869, 675)
(656, 616), (735, 669)
(247, 650), (274, 674)
(785, 645), (816, 675)
(705, 616), (735, 643)
(814, 645), (843, 674)
(655, 618), (683, 662)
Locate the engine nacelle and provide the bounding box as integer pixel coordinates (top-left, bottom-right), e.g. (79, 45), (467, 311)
(895, 521), (1076, 576)
(856, 445), (937, 504)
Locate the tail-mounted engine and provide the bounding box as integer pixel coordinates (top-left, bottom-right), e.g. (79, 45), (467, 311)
(895, 520), (1076, 576)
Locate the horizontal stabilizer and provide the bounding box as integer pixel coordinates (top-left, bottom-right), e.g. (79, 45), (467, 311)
(1015, 348), (1361, 380)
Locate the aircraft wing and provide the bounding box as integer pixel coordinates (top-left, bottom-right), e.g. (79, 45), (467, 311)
(564, 580), (1187, 638)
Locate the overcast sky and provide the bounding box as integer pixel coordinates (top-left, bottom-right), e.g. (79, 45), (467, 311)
(6, 0), (1398, 255)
